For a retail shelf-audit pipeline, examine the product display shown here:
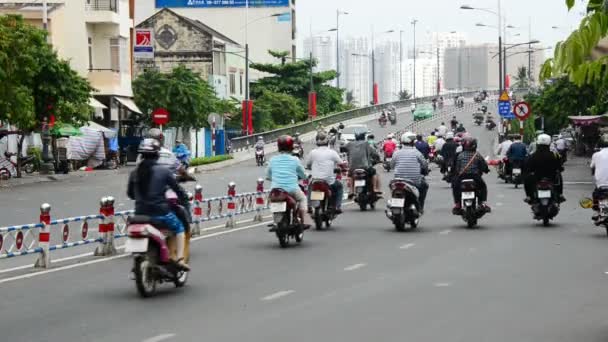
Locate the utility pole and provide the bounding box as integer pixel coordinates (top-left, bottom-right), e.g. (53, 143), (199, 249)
(336, 10), (348, 89)
(399, 30), (403, 95)
(436, 47), (440, 96)
(39, 0), (54, 175)
(412, 19), (418, 99)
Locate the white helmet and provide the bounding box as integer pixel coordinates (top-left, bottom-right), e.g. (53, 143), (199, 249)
(400, 131), (416, 144)
(446, 132), (454, 140)
(387, 133), (394, 139)
(436, 132), (444, 138)
(537, 134), (552, 146)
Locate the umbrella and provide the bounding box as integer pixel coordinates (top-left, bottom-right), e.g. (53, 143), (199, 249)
(51, 123), (82, 137)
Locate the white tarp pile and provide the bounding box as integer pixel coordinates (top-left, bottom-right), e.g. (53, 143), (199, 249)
(68, 126), (106, 168)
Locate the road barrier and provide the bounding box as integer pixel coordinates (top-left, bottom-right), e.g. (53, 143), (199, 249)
(0, 181), (270, 269)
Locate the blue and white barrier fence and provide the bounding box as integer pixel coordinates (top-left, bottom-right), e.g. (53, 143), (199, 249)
(0, 181), (271, 269)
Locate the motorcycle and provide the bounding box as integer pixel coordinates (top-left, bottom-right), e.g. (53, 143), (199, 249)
(255, 148), (265, 166)
(458, 179), (487, 228)
(496, 158), (507, 181)
(353, 169), (379, 211)
(385, 179), (420, 231)
(383, 153), (393, 172)
(388, 112), (397, 125)
(309, 179), (339, 230)
(510, 160), (523, 188)
(474, 117), (483, 126)
(428, 146), (436, 163)
(3, 151), (37, 175)
(292, 143), (304, 159)
(530, 178), (560, 226)
(442, 163), (454, 184)
(379, 116), (387, 128)
(269, 188), (304, 247)
(124, 191), (191, 298)
(485, 120), (496, 131)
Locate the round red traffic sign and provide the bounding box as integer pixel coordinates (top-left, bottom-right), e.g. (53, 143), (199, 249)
(81, 221), (88, 239)
(62, 224), (69, 243)
(15, 231), (23, 251)
(514, 101), (531, 121)
(152, 108), (170, 126)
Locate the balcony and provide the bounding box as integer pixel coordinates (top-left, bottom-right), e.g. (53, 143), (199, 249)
(88, 69), (121, 94)
(85, 0), (120, 24)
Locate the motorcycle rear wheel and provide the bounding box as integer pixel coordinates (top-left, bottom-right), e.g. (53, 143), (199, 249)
(134, 250), (158, 298)
(542, 217), (550, 227)
(276, 231), (289, 248)
(24, 163), (36, 174)
(314, 208), (323, 230)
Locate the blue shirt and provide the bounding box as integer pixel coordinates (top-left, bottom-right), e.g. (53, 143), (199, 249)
(266, 153), (306, 193)
(415, 140), (430, 157)
(507, 142), (528, 161)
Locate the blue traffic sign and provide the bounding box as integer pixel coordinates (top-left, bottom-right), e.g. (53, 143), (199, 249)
(498, 101), (511, 117)
(502, 111), (515, 120)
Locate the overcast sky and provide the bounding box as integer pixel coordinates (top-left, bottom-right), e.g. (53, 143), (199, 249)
(296, 0), (587, 56)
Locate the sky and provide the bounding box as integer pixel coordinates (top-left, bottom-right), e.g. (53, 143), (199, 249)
(296, 0), (588, 57)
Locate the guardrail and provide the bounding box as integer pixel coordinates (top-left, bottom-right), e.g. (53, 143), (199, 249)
(0, 180), (271, 269)
(230, 90), (491, 152)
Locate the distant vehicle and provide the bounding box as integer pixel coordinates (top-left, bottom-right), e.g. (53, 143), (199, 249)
(413, 104), (434, 121)
(339, 124), (370, 151)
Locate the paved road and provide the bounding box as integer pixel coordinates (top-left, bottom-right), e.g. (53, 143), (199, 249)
(1, 104), (606, 342)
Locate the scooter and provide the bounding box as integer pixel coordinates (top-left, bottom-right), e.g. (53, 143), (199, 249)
(388, 112), (397, 125)
(383, 153), (393, 172)
(511, 160), (523, 188)
(3, 151), (37, 175)
(269, 188), (304, 247)
(353, 169), (379, 211)
(485, 120), (496, 131)
(385, 179), (420, 231)
(458, 179), (488, 228)
(309, 179), (340, 230)
(255, 148), (265, 166)
(530, 178), (560, 226)
(581, 187), (608, 235)
(474, 117), (483, 126)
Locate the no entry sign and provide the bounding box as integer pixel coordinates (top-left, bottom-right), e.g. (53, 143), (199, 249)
(152, 108), (170, 126)
(513, 101), (531, 121)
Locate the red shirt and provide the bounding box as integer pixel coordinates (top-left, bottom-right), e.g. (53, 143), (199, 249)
(383, 140), (397, 157)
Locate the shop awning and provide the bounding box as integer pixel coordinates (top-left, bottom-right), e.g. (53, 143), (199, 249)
(569, 115), (607, 126)
(80, 121), (116, 139)
(88, 97), (107, 109)
(115, 97), (142, 114)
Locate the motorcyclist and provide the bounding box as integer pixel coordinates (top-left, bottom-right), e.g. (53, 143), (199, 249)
(524, 133), (565, 203)
(305, 131), (345, 214)
(496, 135), (513, 160)
(410, 103), (416, 114)
(379, 111), (387, 125)
(127, 139), (190, 271)
(527, 130), (544, 154)
(506, 135), (528, 177)
(415, 134), (430, 159)
(427, 131), (438, 147)
(266, 135), (311, 229)
(450, 116), (459, 130)
(455, 123), (466, 133)
(382, 134), (398, 159)
(452, 137), (491, 214)
(591, 134), (608, 221)
(255, 136), (265, 150)
(367, 134), (378, 149)
(440, 132), (458, 174)
(391, 132), (429, 213)
(434, 132), (446, 153)
(436, 122), (449, 137)
(555, 134), (568, 162)
(346, 131), (382, 196)
(141, 128), (181, 174)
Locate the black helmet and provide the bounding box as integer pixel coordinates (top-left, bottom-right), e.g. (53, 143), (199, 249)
(138, 138), (161, 156)
(339, 122), (345, 129)
(462, 137), (478, 151)
(277, 135), (294, 152)
(367, 134), (375, 140)
(355, 131), (366, 141)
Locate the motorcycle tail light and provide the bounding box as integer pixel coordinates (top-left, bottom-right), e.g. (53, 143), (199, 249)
(390, 182), (407, 191)
(127, 225), (149, 237)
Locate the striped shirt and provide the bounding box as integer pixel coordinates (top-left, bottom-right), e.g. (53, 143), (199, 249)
(391, 146), (428, 185)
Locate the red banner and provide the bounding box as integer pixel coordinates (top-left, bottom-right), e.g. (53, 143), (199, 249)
(308, 92), (317, 119)
(246, 100), (254, 135)
(373, 83), (379, 105)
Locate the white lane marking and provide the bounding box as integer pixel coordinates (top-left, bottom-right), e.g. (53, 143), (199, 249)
(261, 290), (295, 301)
(497, 194), (505, 198)
(142, 333), (176, 342)
(604, 271), (608, 275)
(496, 202), (503, 207)
(439, 229), (452, 235)
(434, 282), (452, 287)
(564, 181), (593, 185)
(344, 263), (367, 271)
(399, 243), (415, 250)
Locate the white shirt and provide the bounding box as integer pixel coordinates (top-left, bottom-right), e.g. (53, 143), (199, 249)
(305, 146), (343, 184)
(592, 148), (608, 187)
(434, 138), (446, 151)
(410, 104), (416, 111)
(496, 140), (512, 158)
(556, 138), (567, 151)
(436, 125), (448, 136)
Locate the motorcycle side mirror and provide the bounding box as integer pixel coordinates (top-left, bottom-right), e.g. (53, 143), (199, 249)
(580, 197), (594, 209)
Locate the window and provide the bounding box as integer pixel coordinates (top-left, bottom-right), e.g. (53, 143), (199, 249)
(229, 73), (236, 95)
(239, 73), (243, 95)
(88, 37), (93, 70)
(110, 38), (120, 72)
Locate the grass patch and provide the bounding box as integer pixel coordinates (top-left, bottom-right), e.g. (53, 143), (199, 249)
(190, 154), (233, 167)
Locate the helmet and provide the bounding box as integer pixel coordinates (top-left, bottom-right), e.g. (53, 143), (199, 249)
(315, 131), (329, 146)
(277, 135), (294, 152)
(258, 136), (264, 141)
(338, 122), (345, 129)
(138, 138), (161, 156)
(441, 122), (445, 125)
(454, 136), (461, 144)
(452, 116), (456, 119)
(535, 130), (545, 136)
(416, 134), (423, 141)
(367, 134), (375, 140)
(147, 128), (164, 144)
(537, 134), (552, 146)
(294, 132), (300, 137)
(436, 131), (444, 138)
(355, 131), (366, 141)
(446, 132), (454, 140)
(400, 131), (416, 144)
(387, 133), (394, 139)
(462, 137), (478, 151)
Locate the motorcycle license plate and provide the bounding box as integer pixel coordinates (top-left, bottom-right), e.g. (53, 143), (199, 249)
(513, 168), (522, 175)
(462, 191), (476, 200)
(600, 200), (608, 214)
(311, 191), (325, 201)
(385, 158), (392, 162)
(354, 180), (366, 187)
(389, 198), (405, 207)
(537, 190), (552, 199)
(270, 202), (287, 213)
(124, 238), (148, 253)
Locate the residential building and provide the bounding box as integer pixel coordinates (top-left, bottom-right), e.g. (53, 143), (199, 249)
(0, 0), (140, 128)
(134, 8), (245, 100)
(375, 41), (400, 103)
(302, 35), (336, 75)
(341, 37), (371, 106)
(401, 58), (437, 98)
(135, 0), (296, 82)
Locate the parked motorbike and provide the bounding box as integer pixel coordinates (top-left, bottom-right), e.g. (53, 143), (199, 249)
(3, 151), (37, 175)
(458, 179), (487, 228)
(269, 188), (304, 247)
(353, 169), (379, 211)
(309, 179), (339, 230)
(530, 178), (560, 226)
(385, 179), (420, 231)
(255, 148), (265, 166)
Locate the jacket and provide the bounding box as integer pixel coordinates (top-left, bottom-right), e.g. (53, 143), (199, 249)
(346, 140), (380, 170)
(524, 146), (562, 180)
(128, 161), (187, 216)
(507, 142), (528, 161)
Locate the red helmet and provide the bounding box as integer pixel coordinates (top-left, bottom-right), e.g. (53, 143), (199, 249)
(277, 135), (294, 152)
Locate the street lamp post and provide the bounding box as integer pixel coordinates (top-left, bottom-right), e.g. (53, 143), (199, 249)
(336, 9), (349, 89)
(412, 19), (418, 99)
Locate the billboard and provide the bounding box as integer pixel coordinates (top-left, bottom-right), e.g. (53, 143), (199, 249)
(134, 29), (154, 60)
(156, 0), (290, 8)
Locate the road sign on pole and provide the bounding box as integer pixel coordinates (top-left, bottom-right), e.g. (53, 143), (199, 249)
(152, 108), (169, 126)
(498, 90), (511, 118)
(513, 101), (531, 121)
(134, 29), (154, 60)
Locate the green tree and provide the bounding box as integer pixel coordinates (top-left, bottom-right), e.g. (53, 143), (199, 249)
(513, 66), (529, 89)
(0, 15), (92, 176)
(398, 90), (412, 101)
(133, 65), (217, 131)
(345, 90), (355, 106)
(253, 90), (304, 130)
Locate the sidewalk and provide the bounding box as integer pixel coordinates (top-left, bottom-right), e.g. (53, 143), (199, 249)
(0, 167), (130, 189)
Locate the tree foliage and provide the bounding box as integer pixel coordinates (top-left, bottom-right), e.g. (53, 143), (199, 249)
(252, 90), (304, 130)
(0, 15), (92, 131)
(514, 66), (530, 89)
(398, 90), (412, 101)
(133, 65), (217, 129)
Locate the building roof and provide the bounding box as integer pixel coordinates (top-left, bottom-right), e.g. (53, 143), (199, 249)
(137, 8), (241, 47)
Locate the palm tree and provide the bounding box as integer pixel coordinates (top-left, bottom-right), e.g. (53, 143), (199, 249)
(513, 66), (529, 89)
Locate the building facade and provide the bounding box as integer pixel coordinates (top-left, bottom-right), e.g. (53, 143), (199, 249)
(341, 38), (371, 106)
(135, 0), (296, 82)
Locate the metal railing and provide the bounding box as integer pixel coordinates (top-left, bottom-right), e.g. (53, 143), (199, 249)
(85, 0), (118, 12)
